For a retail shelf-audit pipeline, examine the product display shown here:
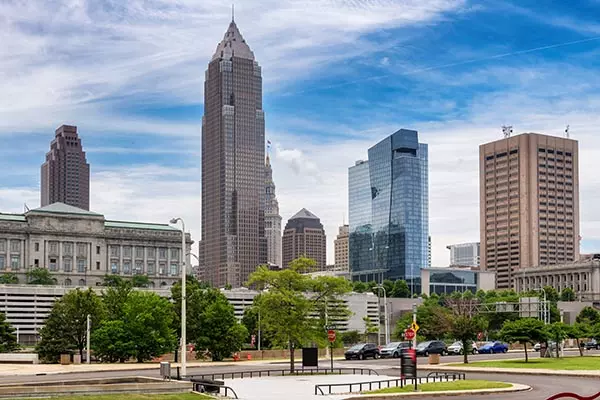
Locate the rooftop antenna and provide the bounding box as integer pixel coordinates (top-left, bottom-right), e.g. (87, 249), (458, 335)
(565, 124), (570, 139)
(502, 125), (513, 139)
(232, 3), (235, 22)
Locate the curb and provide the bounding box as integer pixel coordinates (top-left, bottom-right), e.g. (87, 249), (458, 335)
(410, 365), (600, 378)
(342, 382), (531, 399)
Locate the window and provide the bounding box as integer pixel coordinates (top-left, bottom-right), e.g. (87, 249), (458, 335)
(65, 278), (72, 286)
(159, 263), (166, 276)
(170, 248), (179, 260)
(34, 259), (39, 267)
(49, 258), (57, 271)
(148, 248), (156, 258)
(11, 256), (19, 270)
(96, 246), (101, 255)
(96, 261), (100, 270)
(63, 258), (72, 272)
(10, 240), (20, 253)
(147, 262), (155, 275)
(63, 242), (73, 255)
(79, 279), (86, 286)
(136, 247), (144, 259)
(170, 263), (178, 276)
(0, 256), (4, 270)
(123, 261), (131, 274)
(135, 261), (143, 274)
(77, 259), (86, 273)
(77, 243), (86, 257)
(110, 246), (120, 257)
(111, 261), (119, 274)
(123, 246), (132, 258)
(49, 242), (58, 254)
(159, 248), (167, 259)
(0, 240), (5, 252)
(34, 242), (40, 252)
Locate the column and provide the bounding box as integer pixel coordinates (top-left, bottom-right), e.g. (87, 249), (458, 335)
(167, 246), (171, 277)
(58, 241), (62, 272)
(119, 245), (123, 275)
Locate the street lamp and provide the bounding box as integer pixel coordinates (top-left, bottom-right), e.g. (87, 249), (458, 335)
(376, 285), (389, 345)
(534, 287), (548, 325)
(170, 217), (187, 377)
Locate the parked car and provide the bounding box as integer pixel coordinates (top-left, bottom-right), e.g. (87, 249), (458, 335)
(447, 341), (478, 355)
(379, 342), (412, 358)
(477, 341), (508, 354)
(583, 339), (600, 350)
(534, 341), (562, 351)
(415, 340), (447, 356)
(344, 343), (380, 360)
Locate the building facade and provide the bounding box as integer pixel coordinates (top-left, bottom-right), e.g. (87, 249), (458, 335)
(201, 20), (267, 287)
(265, 155), (282, 268)
(348, 129), (429, 291)
(447, 242), (480, 267)
(41, 125), (90, 210)
(480, 133), (580, 289)
(282, 209), (326, 270)
(334, 224), (349, 271)
(0, 203), (192, 289)
(420, 267), (495, 296)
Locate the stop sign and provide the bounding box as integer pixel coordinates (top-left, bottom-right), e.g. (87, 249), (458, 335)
(404, 328), (415, 340)
(327, 329), (336, 342)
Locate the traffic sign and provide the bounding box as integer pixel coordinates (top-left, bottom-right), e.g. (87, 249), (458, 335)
(327, 329), (336, 342)
(477, 332), (483, 341)
(411, 321), (420, 332)
(404, 328), (415, 340)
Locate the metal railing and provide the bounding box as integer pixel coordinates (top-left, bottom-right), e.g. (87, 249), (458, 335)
(184, 366), (379, 381)
(314, 373), (466, 395)
(191, 381), (238, 399)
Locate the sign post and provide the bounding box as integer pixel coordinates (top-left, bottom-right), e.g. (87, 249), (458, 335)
(327, 329), (336, 372)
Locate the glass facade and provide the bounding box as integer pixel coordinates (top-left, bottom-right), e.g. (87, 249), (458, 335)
(429, 270), (478, 295)
(349, 129), (429, 288)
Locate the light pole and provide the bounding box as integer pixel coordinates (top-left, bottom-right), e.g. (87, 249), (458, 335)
(170, 217), (187, 377)
(534, 287), (548, 325)
(376, 285), (389, 345)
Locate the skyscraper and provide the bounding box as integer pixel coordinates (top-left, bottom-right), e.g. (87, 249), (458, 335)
(348, 129), (429, 291)
(446, 242), (480, 267)
(282, 209), (326, 270)
(265, 155), (282, 268)
(41, 125), (90, 211)
(201, 19), (267, 287)
(480, 133), (580, 289)
(334, 224), (350, 272)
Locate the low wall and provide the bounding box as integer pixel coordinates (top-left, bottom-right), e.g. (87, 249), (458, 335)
(0, 353), (38, 364)
(156, 348), (346, 362)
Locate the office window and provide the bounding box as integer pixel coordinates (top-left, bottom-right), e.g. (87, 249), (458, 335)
(123, 261), (131, 274)
(63, 242), (73, 255)
(147, 262), (155, 275)
(79, 279), (86, 286)
(63, 258), (72, 272)
(96, 261), (100, 270)
(170, 263), (178, 276)
(0, 256), (5, 270)
(77, 259), (86, 273)
(148, 248), (156, 258)
(49, 258), (58, 271)
(96, 246), (101, 255)
(65, 278), (72, 287)
(170, 248), (179, 260)
(123, 246), (132, 258)
(34, 242), (40, 252)
(159, 263), (166, 276)
(10, 240), (20, 253)
(0, 240), (5, 252)
(159, 248), (167, 259)
(34, 259), (39, 267)
(11, 256), (20, 270)
(111, 261), (119, 274)
(77, 243), (87, 257)
(135, 247), (144, 259)
(135, 261), (143, 274)
(110, 246), (119, 257)
(49, 241), (58, 254)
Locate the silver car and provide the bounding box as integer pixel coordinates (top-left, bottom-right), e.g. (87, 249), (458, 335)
(447, 341), (478, 355)
(379, 341), (411, 358)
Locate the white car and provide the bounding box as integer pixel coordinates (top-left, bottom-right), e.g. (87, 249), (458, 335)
(447, 341), (478, 355)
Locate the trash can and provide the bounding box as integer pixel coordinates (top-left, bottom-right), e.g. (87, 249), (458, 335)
(428, 353), (440, 365)
(73, 354), (81, 364)
(160, 361), (171, 379)
(302, 347), (318, 367)
(60, 354), (71, 365)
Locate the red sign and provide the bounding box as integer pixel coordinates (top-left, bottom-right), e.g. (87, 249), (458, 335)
(404, 328), (416, 340)
(327, 329), (336, 342)
(477, 332), (483, 341)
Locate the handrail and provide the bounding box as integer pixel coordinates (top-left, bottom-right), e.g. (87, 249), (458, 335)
(546, 393), (600, 400)
(427, 371), (466, 380)
(314, 373), (466, 395)
(183, 366), (379, 381)
(191, 380), (239, 399)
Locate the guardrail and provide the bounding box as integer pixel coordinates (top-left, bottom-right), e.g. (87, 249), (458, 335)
(314, 373), (466, 395)
(184, 366), (379, 381)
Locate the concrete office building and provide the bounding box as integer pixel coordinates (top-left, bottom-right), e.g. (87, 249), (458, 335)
(201, 19), (267, 287)
(447, 242), (480, 267)
(480, 133), (579, 289)
(41, 125), (90, 210)
(282, 209), (326, 270)
(420, 267), (495, 296)
(348, 129), (429, 292)
(265, 155), (282, 268)
(334, 224), (349, 272)
(0, 202), (192, 290)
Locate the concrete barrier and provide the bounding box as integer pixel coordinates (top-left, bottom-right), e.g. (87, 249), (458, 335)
(0, 353), (39, 364)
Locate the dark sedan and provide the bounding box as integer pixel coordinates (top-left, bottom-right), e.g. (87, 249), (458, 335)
(415, 340), (447, 356)
(344, 343), (380, 360)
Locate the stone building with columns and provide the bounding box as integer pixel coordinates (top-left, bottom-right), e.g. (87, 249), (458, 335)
(0, 203), (192, 288)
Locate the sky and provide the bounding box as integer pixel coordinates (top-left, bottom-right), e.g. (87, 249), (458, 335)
(1, 0), (600, 267)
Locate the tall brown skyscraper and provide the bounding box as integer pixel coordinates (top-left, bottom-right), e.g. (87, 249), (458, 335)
(480, 132), (580, 289)
(282, 209), (327, 271)
(201, 19), (267, 287)
(41, 125), (90, 210)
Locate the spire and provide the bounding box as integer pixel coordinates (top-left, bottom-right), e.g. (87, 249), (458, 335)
(211, 19), (255, 61)
(232, 3), (234, 22)
(266, 154), (271, 166)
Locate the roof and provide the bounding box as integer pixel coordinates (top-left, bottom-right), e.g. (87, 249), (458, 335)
(0, 214), (26, 222)
(28, 203), (103, 217)
(105, 220), (179, 231)
(212, 21), (255, 61)
(289, 208), (319, 220)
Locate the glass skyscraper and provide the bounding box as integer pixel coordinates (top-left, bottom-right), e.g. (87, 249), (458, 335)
(348, 129), (429, 291)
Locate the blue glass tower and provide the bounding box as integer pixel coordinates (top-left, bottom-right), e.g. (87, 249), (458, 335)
(348, 129), (428, 291)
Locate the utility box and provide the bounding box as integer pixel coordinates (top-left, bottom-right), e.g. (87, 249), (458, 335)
(160, 361), (171, 379)
(302, 347), (318, 367)
(60, 354), (71, 365)
(72, 354), (81, 365)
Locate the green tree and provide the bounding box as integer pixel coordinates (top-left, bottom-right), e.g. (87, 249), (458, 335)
(0, 273), (19, 284)
(341, 330), (361, 346)
(363, 316), (378, 342)
(26, 268), (56, 285)
(131, 275), (151, 288)
(542, 286), (560, 303)
(566, 323), (589, 356)
(444, 296), (487, 364)
(545, 322), (569, 358)
(310, 275), (352, 346)
(102, 280), (133, 320)
(499, 318), (547, 362)
(102, 274), (126, 287)
(394, 296), (449, 340)
(0, 312), (18, 352)
(352, 281), (368, 293)
(123, 291), (176, 362)
(36, 288), (106, 362)
(91, 320), (133, 362)
(576, 306), (600, 325)
(391, 280), (410, 298)
(560, 288), (576, 302)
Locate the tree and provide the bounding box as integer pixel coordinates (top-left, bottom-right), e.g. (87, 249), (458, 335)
(542, 286), (560, 303)
(0, 312), (18, 352)
(36, 288), (106, 362)
(560, 288), (576, 302)
(310, 275), (352, 346)
(394, 295), (449, 340)
(102, 280), (133, 320)
(391, 280), (410, 298)
(499, 318), (547, 362)
(102, 275), (126, 287)
(91, 320), (133, 362)
(26, 268), (56, 285)
(545, 322), (569, 358)
(363, 316), (378, 342)
(444, 295), (486, 364)
(0, 273), (18, 284)
(566, 323), (589, 356)
(341, 330), (361, 346)
(352, 281), (368, 293)
(131, 275), (151, 288)
(122, 291), (176, 362)
(576, 306), (600, 325)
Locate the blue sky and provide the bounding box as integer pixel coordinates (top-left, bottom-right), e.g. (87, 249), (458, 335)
(1, 0), (600, 265)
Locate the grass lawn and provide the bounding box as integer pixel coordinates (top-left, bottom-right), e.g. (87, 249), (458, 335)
(450, 356), (600, 370)
(367, 380), (512, 394)
(41, 395), (212, 400)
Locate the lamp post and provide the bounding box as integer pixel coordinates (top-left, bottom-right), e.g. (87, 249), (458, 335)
(170, 217), (187, 377)
(376, 285), (389, 345)
(534, 287), (548, 325)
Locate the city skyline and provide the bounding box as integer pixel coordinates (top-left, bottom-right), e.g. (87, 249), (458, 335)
(1, 3), (600, 267)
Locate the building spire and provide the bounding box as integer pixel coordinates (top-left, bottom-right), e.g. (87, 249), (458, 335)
(232, 3), (235, 22)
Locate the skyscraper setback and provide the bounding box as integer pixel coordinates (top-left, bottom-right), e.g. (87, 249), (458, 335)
(265, 155), (282, 268)
(41, 125), (90, 211)
(201, 19), (267, 287)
